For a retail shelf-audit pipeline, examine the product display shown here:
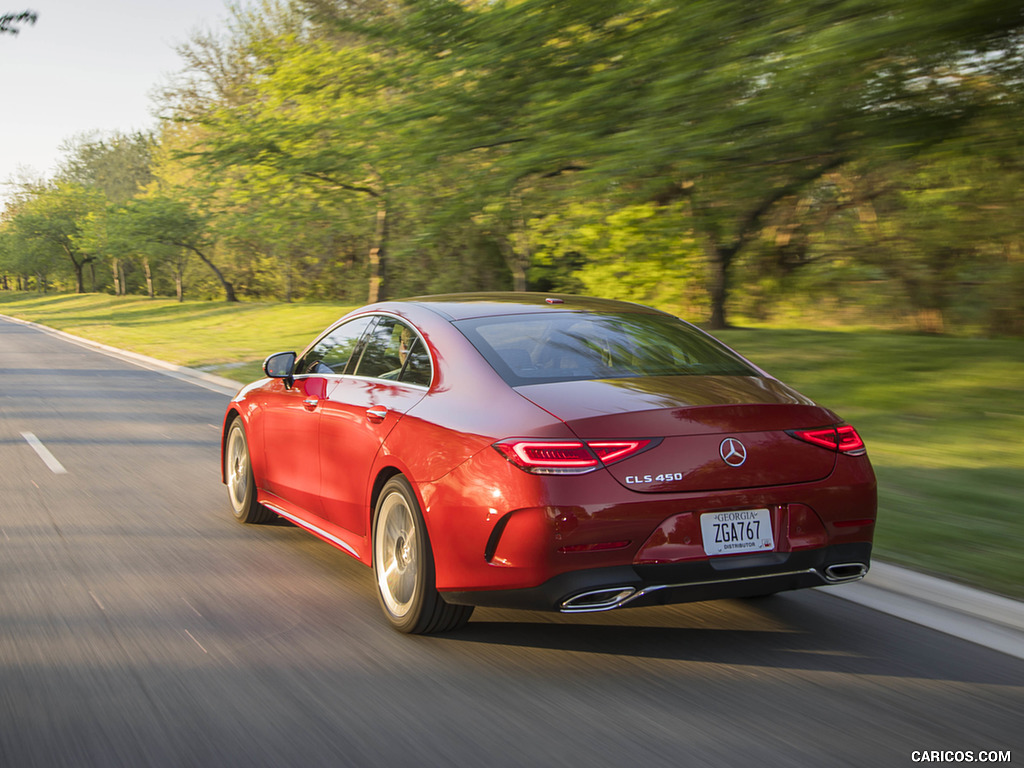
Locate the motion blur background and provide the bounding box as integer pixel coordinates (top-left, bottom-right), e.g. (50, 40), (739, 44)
(3, 0), (1023, 334)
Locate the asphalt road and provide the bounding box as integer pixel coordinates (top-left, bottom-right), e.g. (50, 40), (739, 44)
(1, 316), (1021, 768)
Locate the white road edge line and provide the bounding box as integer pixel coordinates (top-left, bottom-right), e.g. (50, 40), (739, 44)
(21, 432), (67, 475)
(0, 313), (239, 397)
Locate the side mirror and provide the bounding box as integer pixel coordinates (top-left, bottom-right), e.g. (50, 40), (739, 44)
(263, 351), (297, 383)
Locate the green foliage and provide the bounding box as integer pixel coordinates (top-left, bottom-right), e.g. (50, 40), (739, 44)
(2, 0), (1024, 332)
(58, 131), (156, 205)
(3, 182), (106, 292)
(383, 0), (1024, 325)
(984, 262), (1024, 336)
(0, 9), (36, 35)
(529, 201), (706, 316)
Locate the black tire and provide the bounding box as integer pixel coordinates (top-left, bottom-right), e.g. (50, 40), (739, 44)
(372, 476), (473, 634)
(224, 418), (274, 524)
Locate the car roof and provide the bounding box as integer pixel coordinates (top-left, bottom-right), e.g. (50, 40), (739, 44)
(389, 293), (669, 321)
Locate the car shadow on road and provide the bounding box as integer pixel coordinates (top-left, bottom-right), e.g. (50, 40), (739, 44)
(265, 522), (1023, 687)
(434, 591), (1023, 687)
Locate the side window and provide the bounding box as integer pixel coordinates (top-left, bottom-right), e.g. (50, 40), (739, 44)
(352, 317), (432, 386)
(399, 336), (432, 386)
(295, 316), (374, 376)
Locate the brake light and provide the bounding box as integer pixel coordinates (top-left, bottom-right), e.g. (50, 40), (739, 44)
(788, 425), (866, 455)
(589, 441), (651, 463)
(493, 439), (653, 474)
(836, 425), (866, 453)
(496, 441), (598, 471)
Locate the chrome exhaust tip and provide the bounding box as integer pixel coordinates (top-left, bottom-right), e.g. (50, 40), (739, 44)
(560, 587), (637, 613)
(823, 563), (868, 583)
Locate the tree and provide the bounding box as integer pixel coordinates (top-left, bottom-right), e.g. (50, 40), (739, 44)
(7, 182), (104, 293)
(385, 0), (1024, 326)
(58, 131), (155, 205)
(1, 10), (36, 35)
(183, 30), (412, 302)
(155, 1), (407, 302)
(53, 131), (157, 295)
(528, 199), (706, 316)
(115, 197), (238, 302)
(818, 135), (1024, 333)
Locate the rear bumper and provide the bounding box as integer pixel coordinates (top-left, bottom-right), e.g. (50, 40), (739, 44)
(424, 440), (876, 593)
(441, 542), (872, 612)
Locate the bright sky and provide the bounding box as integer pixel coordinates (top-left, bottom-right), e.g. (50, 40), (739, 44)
(0, 0), (228, 207)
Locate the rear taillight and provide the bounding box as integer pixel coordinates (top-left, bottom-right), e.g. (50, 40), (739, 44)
(589, 441), (650, 463)
(788, 425), (866, 455)
(493, 438), (654, 475)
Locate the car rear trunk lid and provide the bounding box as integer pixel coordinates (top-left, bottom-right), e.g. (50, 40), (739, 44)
(516, 376), (838, 492)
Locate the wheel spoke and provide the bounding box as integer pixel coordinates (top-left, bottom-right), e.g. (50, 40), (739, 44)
(376, 490), (420, 618)
(385, 508), (405, 541)
(404, 528), (416, 557)
(227, 430), (250, 506)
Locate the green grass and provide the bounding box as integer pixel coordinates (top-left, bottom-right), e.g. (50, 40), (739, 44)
(3, 292), (1022, 599)
(717, 328), (1024, 599)
(0, 293), (355, 384)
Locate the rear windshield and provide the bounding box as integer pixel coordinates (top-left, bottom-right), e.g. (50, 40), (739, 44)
(455, 311), (759, 386)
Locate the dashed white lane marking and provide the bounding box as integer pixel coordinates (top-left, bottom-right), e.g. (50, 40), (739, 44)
(21, 432), (68, 475)
(182, 597), (204, 618)
(184, 629), (209, 654)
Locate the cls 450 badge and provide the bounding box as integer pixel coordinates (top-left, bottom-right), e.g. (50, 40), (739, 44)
(625, 472), (685, 484)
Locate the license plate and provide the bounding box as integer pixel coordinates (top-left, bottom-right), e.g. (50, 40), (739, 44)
(700, 509), (775, 556)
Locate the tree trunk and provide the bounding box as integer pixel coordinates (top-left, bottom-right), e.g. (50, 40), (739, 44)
(63, 244), (89, 294)
(706, 242), (736, 330)
(504, 191), (532, 292)
(511, 252), (527, 292)
(143, 258), (154, 298)
(497, 238), (529, 292)
(175, 271), (184, 302)
(186, 245), (237, 302)
(691, 158), (849, 330)
(118, 261), (127, 296)
(367, 199), (388, 304)
(273, 246), (293, 303)
(112, 258), (121, 296)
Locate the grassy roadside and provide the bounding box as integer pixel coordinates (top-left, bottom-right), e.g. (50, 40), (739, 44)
(3, 292), (1022, 599)
(0, 293), (355, 384)
(716, 328), (1024, 600)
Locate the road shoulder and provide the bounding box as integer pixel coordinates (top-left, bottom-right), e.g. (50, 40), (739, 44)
(828, 561), (1024, 660)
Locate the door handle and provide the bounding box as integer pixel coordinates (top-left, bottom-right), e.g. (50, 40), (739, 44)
(366, 405), (388, 423)
(303, 398), (320, 411)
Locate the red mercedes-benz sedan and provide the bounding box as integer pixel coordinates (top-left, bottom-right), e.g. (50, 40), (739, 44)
(222, 294), (876, 634)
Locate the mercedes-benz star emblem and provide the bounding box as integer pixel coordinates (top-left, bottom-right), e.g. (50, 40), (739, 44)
(719, 437), (747, 467)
